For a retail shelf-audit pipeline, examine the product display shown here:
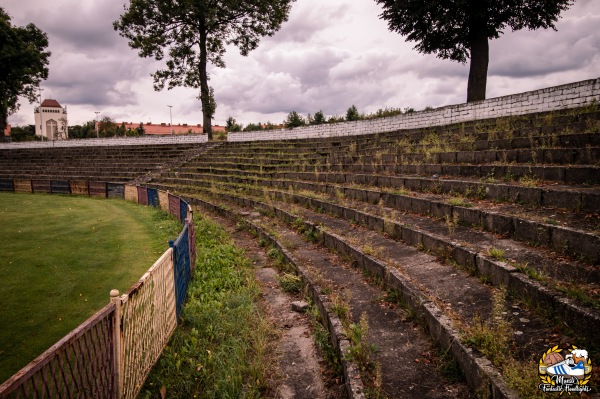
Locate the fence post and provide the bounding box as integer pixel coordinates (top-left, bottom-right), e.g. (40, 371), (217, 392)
(110, 289), (122, 399)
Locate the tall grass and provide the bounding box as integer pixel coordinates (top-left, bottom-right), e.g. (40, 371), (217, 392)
(139, 215), (274, 398)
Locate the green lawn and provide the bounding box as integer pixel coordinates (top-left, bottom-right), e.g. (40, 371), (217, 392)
(0, 193), (182, 382)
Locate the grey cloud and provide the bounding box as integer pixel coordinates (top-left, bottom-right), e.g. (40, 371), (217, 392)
(489, 14), (600, 78)
(266, 2), (348, 44)
(42, 52), (145, 107)
(260, 47), (346, 87)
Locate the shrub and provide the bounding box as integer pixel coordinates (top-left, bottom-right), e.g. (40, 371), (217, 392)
(284, 111), (306, 128)
(346, 105), (361, 121)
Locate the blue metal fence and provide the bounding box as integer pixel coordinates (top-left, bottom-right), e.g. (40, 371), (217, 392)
(170, 225), (191, 320)
(107, 183), (125, 199)
(0, 179), (14, 192)
(147, 188), (159, 208)
(180, 200), (188, 223)
(51, 180), (71, 195)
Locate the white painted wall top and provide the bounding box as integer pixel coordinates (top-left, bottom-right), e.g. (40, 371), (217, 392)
(228, 77), (600, 142)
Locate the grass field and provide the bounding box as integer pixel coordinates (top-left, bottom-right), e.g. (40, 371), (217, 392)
(0, 193), (182, 383)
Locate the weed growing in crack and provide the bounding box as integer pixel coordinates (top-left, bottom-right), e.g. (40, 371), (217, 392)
(448, 196), (473, 208)
(278, 273), (302, 294)
(445, 212), (460, 236)
(487, 247), (506, 261)
(344, 313), (383, 398)
(520, 175), (540, 187)
(362, 244), (384, 258)
(438, 348), (465, 383)
(307, 304), (343, 375)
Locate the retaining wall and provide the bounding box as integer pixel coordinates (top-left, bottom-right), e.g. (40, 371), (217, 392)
(228, 77), (600, 142)
(0, 134), (207, 149)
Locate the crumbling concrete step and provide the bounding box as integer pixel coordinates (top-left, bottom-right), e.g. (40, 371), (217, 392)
(152, 180), (600, 347)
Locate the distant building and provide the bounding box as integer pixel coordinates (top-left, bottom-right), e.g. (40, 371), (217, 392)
(34, 99), (68, 140)
(121, 122), (225, 135)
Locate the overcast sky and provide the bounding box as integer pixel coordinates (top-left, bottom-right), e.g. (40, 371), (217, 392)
(4, 0), (600, 128)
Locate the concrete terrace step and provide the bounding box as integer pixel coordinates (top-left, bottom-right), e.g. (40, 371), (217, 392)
(193, 194), (478, 398)
(156, 171), (600, 234)
(156, 179), (600, 336)
(154, 175), (600, 270)
(163, 169), (600, 213)
(164, 185), (592, 398)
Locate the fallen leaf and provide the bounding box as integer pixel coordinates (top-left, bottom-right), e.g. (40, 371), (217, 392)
(160, 386), (166, 399)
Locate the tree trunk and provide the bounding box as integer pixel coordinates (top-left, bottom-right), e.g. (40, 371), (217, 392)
(0, 98), (7, 140)
(467, 21), (489, 102)
(199, 28), (212, 140)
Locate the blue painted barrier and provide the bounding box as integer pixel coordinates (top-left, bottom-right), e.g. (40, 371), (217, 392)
(147, 188), (159, 208)
(0, 179), (14, 192)
(170, 224), (191, 320)
(107, 183), (125, 199)
(180, 200), (188, 223)
(51, 180), (71, 195)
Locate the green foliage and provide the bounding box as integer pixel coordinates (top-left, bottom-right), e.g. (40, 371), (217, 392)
(114, 0), (293, 139)
(0, 8), (50, 132)
(345, 313), (377, 373)
(243, 122), (264, 132)
(203, 86), (217, 120)
(278, 273), (302, 293)
(225, 116), (242, 132)
(136, 122), (145, 135)
(141, 216), (273, 398)
(311, 110), (326, 125)
(487, 247), (506, 261)
(68, 120), (97, 139)
(98, 116), (119, 138)
(283, 110), (306, 128)
(8, 124), (36, 141)
(346, 104), (361, 121)
(376, 0), (572, 101)
(363, 107), (404, 119)
(376, 0), (572, 63)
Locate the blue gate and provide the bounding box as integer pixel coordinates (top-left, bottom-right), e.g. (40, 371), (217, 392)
(147, 188), (159, 208)
(107, 183), (125, 199)
(0, 179), (14, 192)
(179, 200), (188, 222)
(170, 224), (190, 320)
(51, 180), (71, 195)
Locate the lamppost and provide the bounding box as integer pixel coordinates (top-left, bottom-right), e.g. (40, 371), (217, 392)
(167, 105), (173, 135)
(38, 88), (44, 139)
(94, 111), (100, 138)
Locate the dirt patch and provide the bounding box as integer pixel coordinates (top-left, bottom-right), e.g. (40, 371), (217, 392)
(208, 213), (345, 399)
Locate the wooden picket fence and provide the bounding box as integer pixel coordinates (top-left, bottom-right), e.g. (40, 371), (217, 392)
(0, 181), (195, 398)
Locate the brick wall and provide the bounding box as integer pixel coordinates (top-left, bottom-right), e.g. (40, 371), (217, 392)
(0, 134), (207, 149)
(228, 77), (600, 142)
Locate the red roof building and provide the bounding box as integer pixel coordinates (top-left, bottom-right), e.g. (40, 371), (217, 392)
(121, 122), (225, 135)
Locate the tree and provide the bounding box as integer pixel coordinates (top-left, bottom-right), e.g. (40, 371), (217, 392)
(346, 105), (360, 121)
(9, 124), (36, 141)
(283, 111), (305, 128)
(311, 110), (326, 125)
(225, 116), (242, 132)
(114, 0), (294, 140)
(136, 122), (145, 135)
(375, 0), (572, 102)
(0, 8), (50, 135)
